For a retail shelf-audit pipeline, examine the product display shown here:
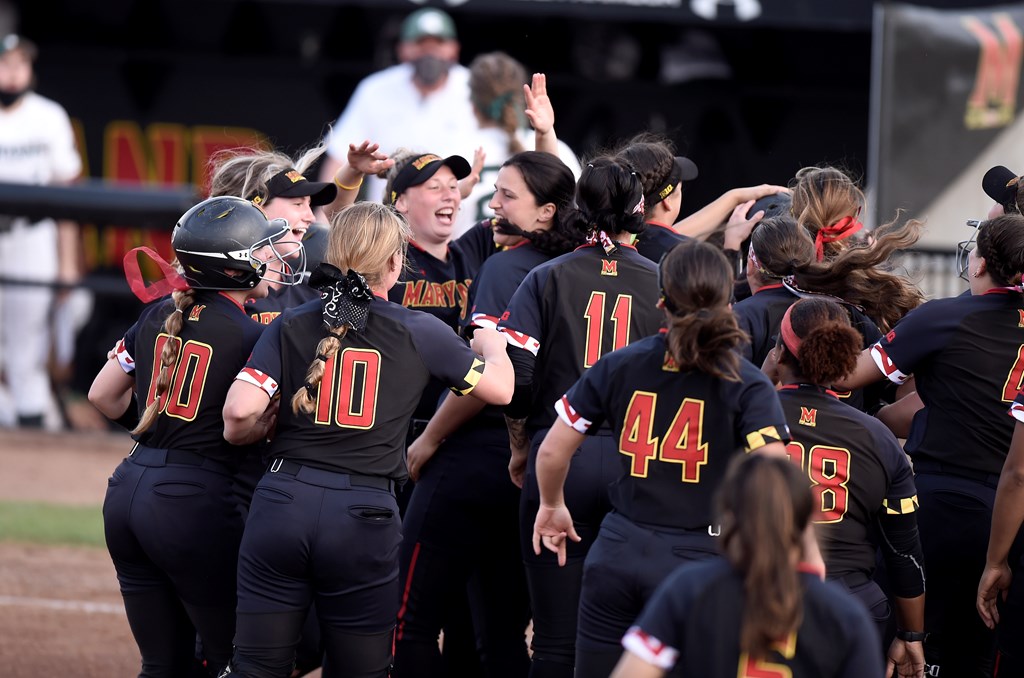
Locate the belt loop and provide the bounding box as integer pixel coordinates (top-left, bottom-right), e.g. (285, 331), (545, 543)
(270, 458), (284, 473)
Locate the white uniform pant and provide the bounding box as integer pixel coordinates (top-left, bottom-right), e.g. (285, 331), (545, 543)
(0, 217), (57, 419)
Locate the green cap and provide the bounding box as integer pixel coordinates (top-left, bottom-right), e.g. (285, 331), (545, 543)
(400, 8), (457, 42)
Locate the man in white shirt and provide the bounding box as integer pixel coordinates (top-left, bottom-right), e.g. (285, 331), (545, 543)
(319, 8), (479, 204)
(0, 34), (82, 428)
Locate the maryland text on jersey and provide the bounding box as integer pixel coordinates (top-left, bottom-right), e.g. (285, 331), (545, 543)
(399, 278), (471, 312)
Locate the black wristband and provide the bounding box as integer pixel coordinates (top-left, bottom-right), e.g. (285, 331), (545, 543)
(895, 629), (927, 642)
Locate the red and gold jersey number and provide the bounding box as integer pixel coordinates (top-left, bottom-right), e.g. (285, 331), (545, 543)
(619, 391), (708, 483)
(145, 334), (213, 422)
(786, 442), (851, 523)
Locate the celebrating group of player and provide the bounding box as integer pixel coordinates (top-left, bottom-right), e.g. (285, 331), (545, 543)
(79, 57), (1024, 678)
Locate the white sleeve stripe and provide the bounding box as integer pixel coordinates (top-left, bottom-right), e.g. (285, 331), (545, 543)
(115, 338), (136, 374)
(555, 396), (592, 434)
(1011, 402), (1024, 423)
(869, 343), (908, 384)
(500, 328), (540, 356)
(236, 368), (280, 398)
(621, 628), (678, 670)
(471, 313), (499, 331)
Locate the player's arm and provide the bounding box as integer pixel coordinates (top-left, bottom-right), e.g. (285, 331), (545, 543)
(834, 348), (887, 392)
(222, 379), (277, 446)
(671, 184), (789, 241)
(407, 393), (487, 482)
(534, 418), (585, 566)
(979, 418), (1024, 629)
(88, 356), (135, 420)
(875, 391), (923, 439)
(609, 652), (666, 678)
(465, 327), (515, 405)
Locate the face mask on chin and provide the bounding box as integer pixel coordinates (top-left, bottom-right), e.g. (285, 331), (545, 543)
(0, 87), (29, 108)
(411, 55), (451, 87)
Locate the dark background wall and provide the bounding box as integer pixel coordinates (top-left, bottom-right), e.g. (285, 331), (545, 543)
(14, 0), (880, 220)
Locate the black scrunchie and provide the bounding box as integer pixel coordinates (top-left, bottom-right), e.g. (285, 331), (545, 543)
(309, 263), (374, 331)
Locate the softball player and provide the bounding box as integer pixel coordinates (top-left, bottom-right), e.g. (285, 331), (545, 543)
(611, 455), (882, 678)
(87, 196), (296, 677)
(840, 212), (1024, 676)
(394, 151), (581, 678)
(219, 202), (514, 678)
(533, 240), (791, 678)
(497, 157), (665, 678)
(774, 296), (926, 676)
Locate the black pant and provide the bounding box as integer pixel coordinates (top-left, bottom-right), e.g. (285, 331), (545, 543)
(394, 425), (530, 678)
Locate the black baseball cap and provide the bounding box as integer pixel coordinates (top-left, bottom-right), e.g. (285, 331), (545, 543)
(648, 156), (698, 206)
(262, 168), (337, 207)
(745, 191), (793, 220)
(390, 153), (472, 204)
(983, 165), (1022, 213)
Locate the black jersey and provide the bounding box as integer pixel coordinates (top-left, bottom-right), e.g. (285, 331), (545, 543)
(389, 220), (497, 331)
(115, 292), (266, 464)
(871, 288), (1024, 475)
(238, 297), (484, 481)
(623, 558), (882, 677)
(778, 384), (918, 579)
(557, 332), (789, 530)
(498, 243), (664, 432)
(733, 285), (884, 412)
(246, 283), (319, 325)
(633, 222), (689, 264)
(463, 240), (550, 333)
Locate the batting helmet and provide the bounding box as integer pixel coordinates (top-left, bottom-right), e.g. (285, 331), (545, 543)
(172, 196), (297, 290)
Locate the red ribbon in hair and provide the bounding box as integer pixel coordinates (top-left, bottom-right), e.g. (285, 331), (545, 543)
(123, 247), (190, 303)
(779, 303), (802, 356)
(814, 215), (863, 261)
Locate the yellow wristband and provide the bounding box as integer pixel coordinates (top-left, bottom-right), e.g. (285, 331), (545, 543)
(334, 174), (364, 191)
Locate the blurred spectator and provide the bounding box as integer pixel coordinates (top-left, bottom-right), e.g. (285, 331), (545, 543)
(319, 8), (478, 204)
(0, 34), (83, 429)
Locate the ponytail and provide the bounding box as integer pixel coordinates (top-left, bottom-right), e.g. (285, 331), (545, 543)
(718, 455), (813, 659)
(660, 241), (747, 381)
(291, 327), (347, 415)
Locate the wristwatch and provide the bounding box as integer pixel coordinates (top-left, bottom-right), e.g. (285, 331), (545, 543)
(895, 628), (928, 642)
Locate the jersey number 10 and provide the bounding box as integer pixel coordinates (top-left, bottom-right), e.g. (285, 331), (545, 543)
(313, 348), (382, 429)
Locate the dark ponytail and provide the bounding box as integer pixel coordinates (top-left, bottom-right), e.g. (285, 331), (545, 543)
(718, 454), (813, 660)
(562, 156), (646, 238)
(660, 241), (747, 381)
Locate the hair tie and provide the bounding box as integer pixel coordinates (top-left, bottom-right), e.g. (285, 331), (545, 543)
(779, 303), (802, 356)
(308, 263), (375, 331)
(813, 216), (864, 261)
(315, 353), (329, 363)
(631, 194), (646, 216)
(747, 242), (784, 280)
(173, 308), (184, 315)
(487, 91), (517, 122)
(586, 230), (618, 255)
(304, 382), (318, 398)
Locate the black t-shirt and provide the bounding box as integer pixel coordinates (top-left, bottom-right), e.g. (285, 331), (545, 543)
(871, 288), (1024, 475)
(778, 384), (918, 579)
(499, 243), (664, 432)
(624, 558), (882, 677)
(239, 297), (484, 480)
(634, 222), (689, 264)
(733, 284), (884, 412)
(116, 292), (266, 464)
(559, 332), (789, 529)
(389, 219), (497, 332)
(463, 240), (550, 334)
(246, 283), (319, 325)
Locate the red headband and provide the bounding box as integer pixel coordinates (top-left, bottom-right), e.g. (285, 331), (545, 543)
(814, 215), (863, 261)
(779, 303), (802, 356)
(123, 247), (190, 303)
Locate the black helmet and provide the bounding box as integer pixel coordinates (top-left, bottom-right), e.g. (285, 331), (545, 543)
(172, 196), (296, 290)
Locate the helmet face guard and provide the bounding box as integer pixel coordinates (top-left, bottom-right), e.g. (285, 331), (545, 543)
(172, 196), (306, 291)
(956, 219), (982, 281)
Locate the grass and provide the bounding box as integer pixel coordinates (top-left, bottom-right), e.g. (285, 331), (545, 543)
(0, 501), (105, 548)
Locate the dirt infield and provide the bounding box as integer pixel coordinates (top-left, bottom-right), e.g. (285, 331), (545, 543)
(0, 428), (138, 676)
